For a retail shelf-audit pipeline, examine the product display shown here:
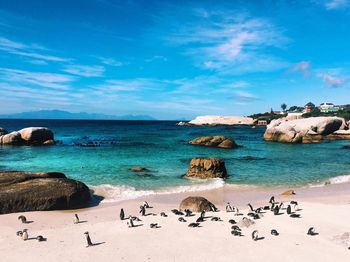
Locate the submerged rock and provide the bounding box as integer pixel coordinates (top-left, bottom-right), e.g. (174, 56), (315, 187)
(179, 196), (215, 212)
(0, 171), (91, 214)
(189, 136), (238, 149)
(186, 158), (227, 179)
(264, 117), (346, 143)
(130, 167), (150, 172)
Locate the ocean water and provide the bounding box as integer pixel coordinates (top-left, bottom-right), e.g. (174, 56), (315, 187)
(1, 119), (350, 202)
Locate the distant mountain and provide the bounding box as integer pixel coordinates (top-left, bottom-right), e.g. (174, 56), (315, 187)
(0, 110), (156, 120)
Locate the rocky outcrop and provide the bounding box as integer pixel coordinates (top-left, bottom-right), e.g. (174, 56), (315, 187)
(189, 136), (238, 149)
(186, 158), (227, 178)
(327, 130), (350, 140)
(0, 127), (55, 146)
(188, 115), (254, 126)
(0, 171), (91, 214)
(264, 117), (347, 143)
(0, 128), (7, 136)
(179, 196), (215, 212)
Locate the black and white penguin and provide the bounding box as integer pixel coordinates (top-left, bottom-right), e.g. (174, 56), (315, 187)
(139, 205), (146, 216)
(248, 203), (254, 212)
(150, 223), (159, 228)
(269, 196), (275, 204)
(36, 235), (47, 242)
(178, 217), (187, 222)
(128, 218), (135, 228)
(160, 212), (168, 217)
(120, 208), (125, 220)
(22, 229), (28, 241)
(143, 201), (152, 208)
(211, 217), (221, 221)
(74, 214), (80, 224)
(188, 222), (200, 227)
(287, 205), (292, 215)
(18, 215), (27, 224)
(307, 227), (318, 236)
(84, 231), (93, 247)
(184, 209), (193, 217)
(290, 213), (301, 218)
(226, 202), (233, 212)
(228, 219), (236, 224)
(251, 230), (259, 241)
(273, 206), (280, 215)
(16, 231), (23, 237)
(231, 225), (241, 231)
(271, 229), (279, 236)
(231, 230), (242, 236)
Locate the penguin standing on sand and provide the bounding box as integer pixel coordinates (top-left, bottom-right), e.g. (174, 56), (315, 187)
(22, 229), (28, 241)
(251, 230), (259, 241)
(139, 205), (146, 216)
(18, 215), (27, 224)
(84, 232), (93, 247)
(287, 205), (292, 215)
(120, 208), (125, 220)
(73, 214), (80, 224)
(226, 202), (233, 212)
(271, 229), (279, 236)
(128, 217), (135, 228)
(36, 235), (47, 242)
(307, 227), (318, 236)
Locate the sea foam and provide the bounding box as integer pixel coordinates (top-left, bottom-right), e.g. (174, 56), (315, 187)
(90, 178), (225, 203)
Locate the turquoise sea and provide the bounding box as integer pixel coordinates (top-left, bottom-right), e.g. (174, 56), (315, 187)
(1, 119), (350, 202)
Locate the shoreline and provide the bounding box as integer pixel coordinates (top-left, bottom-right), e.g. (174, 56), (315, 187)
(1, 180), (350, 261)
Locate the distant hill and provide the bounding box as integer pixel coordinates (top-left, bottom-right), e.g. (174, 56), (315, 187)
(0, 110), (156, 120)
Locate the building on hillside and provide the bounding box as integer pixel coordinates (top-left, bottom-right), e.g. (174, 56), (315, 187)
(319, 102), (340, 113)
(303, 102), (315, 113)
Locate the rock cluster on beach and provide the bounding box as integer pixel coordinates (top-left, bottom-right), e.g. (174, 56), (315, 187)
(187, 115), (255, 126)
(0, 127), (55, 146)
(264, 116), (349, 143)
(189, 136), (238, 149)
(0, 171), (91, 214)
(186, 158), (227, 178)
(179, 196), (215, 212)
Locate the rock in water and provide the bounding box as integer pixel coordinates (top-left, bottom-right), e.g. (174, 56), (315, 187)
(130, 167), (150, 172)
(186, 158), (227, 178)
(179, 196), (214, 212)
(281, 190), (296, 196)
(189, 136), (238, 149)
(0, 171), (91, 214)
(18, 127), (54, 145)
(264, 117), (346, 143)
(0, 132), (24, 145)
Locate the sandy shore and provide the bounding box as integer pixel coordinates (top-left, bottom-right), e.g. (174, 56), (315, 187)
(1, 183), (350, 262)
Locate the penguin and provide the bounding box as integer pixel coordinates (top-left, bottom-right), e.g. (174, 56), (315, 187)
(248, 203), (254, 212)
(188, 222), (200, 227)
(171, 209), (184, 216)
(196, 217), (204, 223)
(22, 229), (28, 241)
(120, 208), (125, 220)
(263, 205), (270, 210)
(269, 196), (275, 204)
(178, 217), (187, 222)
(73, 214), (80, 224)
(18, 215), (27, 224)
(255, 207), (262, 213)
(139, 205), (146, 216)
(211, 217), (221, 221)
(84, 232), (93, 247)
(36, 235), (47, 242)
(200, 211), (206, 219)
(251, 230), (259, 241)
(287, 205), (292, 215)
(143, 201), (152, 208)
(226, 202), (233, 212)
(273, 206), (279, 215)
(307, 227), (318, 236)
(231, 230), (242, 236)
(160, 212), (168, 217)
(16, 231), (23, 237)
(228, 219), (236, 224)
(290, 213), (301, 218)
(271, 229), (279, 236)
(185, 209), (192, 217)
(150, 223), (159, 228)
(128, 218), (135, 228)
(210, 204), (219, 212)
(231, 225), (241, 231)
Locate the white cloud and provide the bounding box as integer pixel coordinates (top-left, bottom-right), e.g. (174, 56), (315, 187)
(232, 90), (259, 102)
(99, 57), (124, 67)
(0, 68), (75, 89)
(290, 61), (310, 76)
(325, 0), (349, 10)
(0, 36), (69, 62)
(320, 73), (345, 87)
(156, 8), (290, 74)
(63, 65), (105, 77)
(145, 55), (168, 62)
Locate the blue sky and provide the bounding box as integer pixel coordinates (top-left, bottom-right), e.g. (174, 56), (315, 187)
(0, 0), (349, 119)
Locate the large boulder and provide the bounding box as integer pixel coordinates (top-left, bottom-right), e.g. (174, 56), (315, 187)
(0, 171), (91, 214)
(264, 117), (346, 143)
(0, 131), (24, 145)
(189, 136), (238, 149)
(0, 128), (7, 136)
(179, 196), (215, 212)
(186, 158), (227, 178)
(18, 127), (54, 145)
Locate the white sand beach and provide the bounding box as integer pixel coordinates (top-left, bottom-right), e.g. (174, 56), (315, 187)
(1, 182), (350, 262)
